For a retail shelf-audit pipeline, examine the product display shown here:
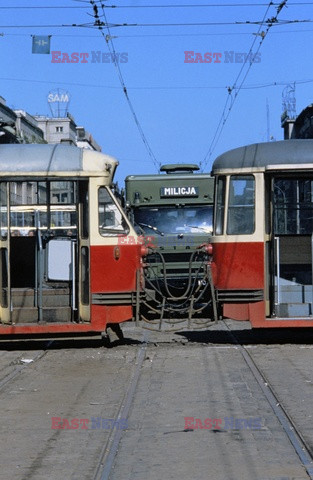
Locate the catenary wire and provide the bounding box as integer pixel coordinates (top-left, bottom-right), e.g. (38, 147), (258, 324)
(1, 28), (313, 37)
(0, 19), (311, 28)
(1, 76), (313, 91)
(0, 2), (311, 8)
(90, 0), (160, 171)
(73, 1), (313, 7)
(200, 0), (289, 171)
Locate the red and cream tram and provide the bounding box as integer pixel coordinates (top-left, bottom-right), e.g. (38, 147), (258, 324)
(211, 139), (313, 327)
(0, 144), (144, 335)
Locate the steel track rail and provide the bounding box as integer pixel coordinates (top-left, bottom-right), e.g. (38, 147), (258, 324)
(223, 321), (313, 479)
(0, 339), (54, 392)
(93, 337), (148, 480)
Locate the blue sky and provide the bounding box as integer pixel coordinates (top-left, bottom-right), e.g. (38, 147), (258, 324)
(0, 0), (312, 185)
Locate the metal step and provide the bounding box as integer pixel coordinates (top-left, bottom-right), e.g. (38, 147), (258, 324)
(11, 288), (71, 308)
(276, 303), (312, 318)
(12, 306), (72, 324)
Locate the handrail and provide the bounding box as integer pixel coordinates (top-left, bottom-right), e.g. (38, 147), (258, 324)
(275, 236), (281, 306)
(71, 240), (77, 318)
(35, 210), (43, 322)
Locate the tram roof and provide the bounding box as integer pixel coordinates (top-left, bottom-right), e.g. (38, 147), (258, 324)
(212, 139), (313, 173)
(0, 144), (118, 177)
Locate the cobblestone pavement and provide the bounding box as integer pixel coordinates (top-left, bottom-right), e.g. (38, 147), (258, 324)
(110, 323), (311, 480)
(244, 341), (313, 457)
(0, 323), (312, 479)
(0, 338), (140, 480)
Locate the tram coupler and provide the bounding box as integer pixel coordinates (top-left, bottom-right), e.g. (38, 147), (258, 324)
(103, 323), (124, 345)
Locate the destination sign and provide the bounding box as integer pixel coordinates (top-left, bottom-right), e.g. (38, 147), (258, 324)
(160, 186), (199, 198)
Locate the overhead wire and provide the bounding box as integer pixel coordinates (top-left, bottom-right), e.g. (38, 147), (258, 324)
(85, 19), (312, 28)
(0, 19), (311, 29)
(1, 28), (313, 38)
(200, 1), (273, 171)
(0, 0), (305, 171)
(89, 0), (160, 171)
(200, 0), (289, 171)
(73, 1), (313, 7)
(1, 76), (313, 91)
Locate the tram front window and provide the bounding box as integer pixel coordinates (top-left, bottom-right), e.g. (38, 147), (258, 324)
(98, 187), (129, 235)
(134, 206), (213, 235)
(227, 175), (255, 235)
(215, 176), (226, 235)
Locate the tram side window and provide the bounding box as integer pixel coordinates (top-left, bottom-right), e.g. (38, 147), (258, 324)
(79, 181), (89, 239)
(98, 187), (128, 235)
(9, 181), (48, 234)
(7, 181), (77, 236)
(50, 182), (77, 234)
(227, 175), (255, 235)
(0, 183), (7, 240)
(274, 178), (313, 235)
(215, 176), (226, 235)
(50, 181), (75, 204)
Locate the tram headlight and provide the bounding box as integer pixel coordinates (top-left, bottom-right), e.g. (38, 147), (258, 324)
(206, 243), (213, 255)
(140, 245), (149, 257)
(197, 243), (213, 255)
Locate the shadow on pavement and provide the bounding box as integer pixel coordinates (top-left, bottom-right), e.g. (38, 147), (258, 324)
(176, 327), (313, 345)
(0, 334), (143, 351)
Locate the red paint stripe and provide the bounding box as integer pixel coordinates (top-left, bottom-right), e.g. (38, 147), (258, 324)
(90, 244), (141, 292)
(213, 242), (264, 289)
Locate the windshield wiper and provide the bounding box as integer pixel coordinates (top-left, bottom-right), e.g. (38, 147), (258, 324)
(185, 225), (212, 233)
(137, 222), (164, 236)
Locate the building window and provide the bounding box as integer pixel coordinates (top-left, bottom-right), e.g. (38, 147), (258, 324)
(56, 126), (63, 133)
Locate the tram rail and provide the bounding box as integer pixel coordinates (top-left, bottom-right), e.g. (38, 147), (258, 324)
(0, 324), (312, 478)
(93, 338), (148, 480)
(0, 339), (54, 392)
(223, 320), (313, 479)
(91, 323), (313, 479)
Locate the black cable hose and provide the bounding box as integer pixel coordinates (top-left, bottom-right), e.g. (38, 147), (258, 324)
(143, 264), (212, 318)
(146, 252), (209, 303)
(145, 260), (208, 304)
(139, 245), (215, 324)
(146, 250), (166, 293)
(165, 279), (211, 314)
(144, 274), (195, 311)
(155, 249), (197, 299)
(147, 247), (208, 300)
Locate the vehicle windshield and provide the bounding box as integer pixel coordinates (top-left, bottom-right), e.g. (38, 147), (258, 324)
(134, 205), (213, 235)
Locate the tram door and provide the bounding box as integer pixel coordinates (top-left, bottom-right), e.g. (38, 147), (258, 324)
(0, 180), (82, 325)
(272, 176), (313, 318)
(0, 183), (10, 323)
